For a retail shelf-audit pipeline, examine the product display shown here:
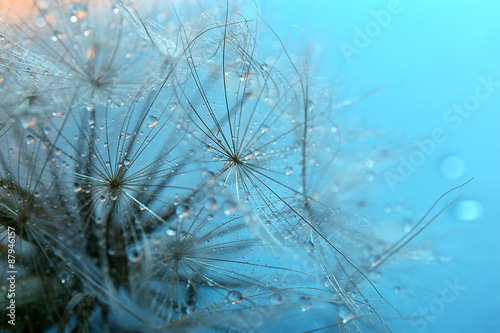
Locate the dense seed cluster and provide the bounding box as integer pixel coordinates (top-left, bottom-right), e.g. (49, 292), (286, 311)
(0, 1), (464, 332)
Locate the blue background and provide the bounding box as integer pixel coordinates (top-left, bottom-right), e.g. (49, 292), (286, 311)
(258, 1), (500, 332)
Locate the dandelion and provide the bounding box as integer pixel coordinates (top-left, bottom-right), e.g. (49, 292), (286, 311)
(0, 1), (470, 332)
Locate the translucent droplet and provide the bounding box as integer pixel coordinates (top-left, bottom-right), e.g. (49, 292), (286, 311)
(19, 115), (37, 129)
(176, 204), (190, 218)
(73, 183), (82, 193)
(25, 135), (35, 144)
(298, 296), (312, 311)
(204, 198), (217, 210)
(223, 199), (237, 215)
(305, 240), (314, 252)
(228, 290), (243, 304)
(60, 271), (71, 284)
(52, 31), (63, 41)
(69, 3), (87, 23)
(127, 248), (142, 263)
(169, 102), (178, 110)
(259, 124), (269, 133)
(166, 227), (177, 236)
(338, 304), (355, 323)
(147, 116), (158, 127)
(269, 293), (282, 305)
(453, 199), (483, 221)
(260, 63), (268, 71)
(440, 156), (466, 179)
(284, 166), (293, 176)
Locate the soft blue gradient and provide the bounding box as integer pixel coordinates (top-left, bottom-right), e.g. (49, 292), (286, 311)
(260, 1), (500, 332)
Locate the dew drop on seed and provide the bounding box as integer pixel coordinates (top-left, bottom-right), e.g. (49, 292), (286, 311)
(260, 63), (268, 71)
(269, 293), (282, 305)
(25, 135), (35, 144)
(147, 116), (158, 127)
(60, 271), (71, 284)
(19, 115), (37, 129)
(127, 249), (142, 263)
(440, 156), (466, 179)
(338, 304), (355, 323)
(176, 204), (190, 218)
(228, 290), (243, 304)
(69, 3), (87, 23)
(322, 277), (332, 287)
(453, 199), (483, 221)
(169, 102), (178, 110)
(166, 227), (176, 236)
(298, 296), (312, 311)
(73, 183), (82, 193)
(204, 198), (217, 210)
(284, 166), (293, 176)
(259, 124), (269, 133)
(52, 31), (63, 41)
(223, 199), (237, 215)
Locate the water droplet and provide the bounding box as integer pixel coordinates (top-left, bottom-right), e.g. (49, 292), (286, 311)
(338, 304), (355, 323)
(69, 3), (87, 23)
(269, 293), (282, 305)
(298, 296), (312, 311)
(228, 290), (242, 304)
(52, 31), (63, 41)
(25, 135), (35, 144)
(60, 271), (71, 284)
(204, 198), (217, 210)
(440, 156), (466, 179)
(147, 116), (158, 127)
(284, 166), (293, 176)
(305, 241), (314, 252)
(260, 63), (268, 71)
(453, 199), (483, 221)
(127, 248), (142, 263)
(73, 183), (82, 193)
(176, 204), (190, 218)
(223, 199), (237, 215)
(169, 102), (178, 110)
(259, 124), (269, 133)
(19, 115), (37, 129)
(166, 227), (177, 236)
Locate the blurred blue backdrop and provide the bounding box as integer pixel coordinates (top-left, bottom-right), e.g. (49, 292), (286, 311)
(258, 1), (500, 332)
